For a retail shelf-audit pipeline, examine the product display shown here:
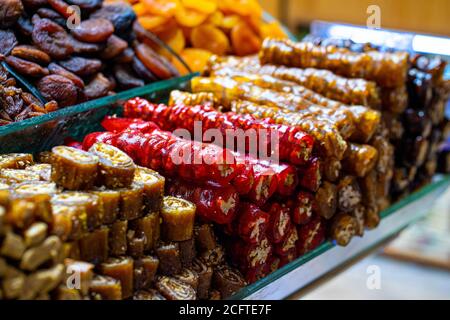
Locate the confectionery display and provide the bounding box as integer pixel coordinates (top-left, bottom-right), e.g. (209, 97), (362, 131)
(0, 2), (449, 301)
(0, 0), (180, 125)
(0, 147), (247, 300)
(129, 0), (287, 73)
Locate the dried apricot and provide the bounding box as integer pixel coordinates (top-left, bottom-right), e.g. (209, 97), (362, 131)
(135, 43), (174, 79)
(0, 29), (18, 55)
(163, 28), (185, 54)
(48, 63), (85, 88)
(5, 56), (49, 78)
(84, 73), (112, 100)
(37, 75), (79, 107)
(261, 21), (287, 39)
(11, 45), (51, 65)
(132, 56), (157, 82)
(219, 0), (262, 18)
(91, 3), (137, 39)
(230, 21), (261, 56)
(182, 0), (217, 15)
(66, 0), (103, 13)
(175, 48), (212, 74)
(175, 6), (207, 27)
(142, 0), (179, 18)
(100, 35), (128, 59)
(32, 18), (74, 59)
(132, 3), (148, 16)
(138, 15), (168, 31)
(221, 14), (240, 31)
(47, 0), (73, 19)
(36, 8), (66, 27)
(206, 10), (223, 27)
(59, 56), (102, 77)
(191, 24), (229, 55)
(113, 64), (145, 89)
(70, 36), (104, 54)
(72, 18), (114, 43)
(0, 0), (23, 28)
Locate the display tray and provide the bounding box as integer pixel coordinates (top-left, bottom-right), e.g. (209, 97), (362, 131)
(229, 175), (450, 300)
(0, 73), (196, 154)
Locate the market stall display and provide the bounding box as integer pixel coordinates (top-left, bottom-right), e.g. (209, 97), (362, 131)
(0, 0), (180, 125)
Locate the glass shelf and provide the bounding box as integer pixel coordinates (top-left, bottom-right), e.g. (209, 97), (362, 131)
(230, 175), (450, 300)
(0, 74), (196, 154)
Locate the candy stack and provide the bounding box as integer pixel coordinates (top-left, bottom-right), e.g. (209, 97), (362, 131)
(0, 148), (247, 300)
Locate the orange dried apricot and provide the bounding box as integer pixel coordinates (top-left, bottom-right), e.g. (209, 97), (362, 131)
(163, 27), (185, 53)
(218, 0), (262, 18)
(174, 48), (212, 74)
(132, 3), (148, 16)
(190, 24), (229, 55)
(142, 0), (179, 18)
(230, 21), (261, 56)
(261, 21), (287, 39)
(182, 0), (217, 15)
(175, 6), (208, 27)
(138, 15), (168, 31)
(221, 14), (240, 31)
(206, 10), (223, 27)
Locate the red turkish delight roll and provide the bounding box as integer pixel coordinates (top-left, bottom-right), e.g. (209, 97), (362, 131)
(274, 225), (298, 257)
(166, 180), (239, 225)
(236, 202), (270, 244)
(298, 157), (322, 192)
(297, 216), (326, 255)
(291, 191), (315, 225)
(264, 202), (292, 244)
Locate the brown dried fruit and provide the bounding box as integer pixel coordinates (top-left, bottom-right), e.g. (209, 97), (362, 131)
(132, 56), (157, 82)
(59, 57), (102, 77)
(37, 75), (78, 107)
(72, 18), (114, 43)
(0, 0), (24, 28)
(66, 0), (102, 13)
(0, 29), (18, 56)
(47, 0), (73, 19)
(36, 8), (66, 27)
(48, 63), (85, 88)
(113, 65), (144, 90)
(11, 45), (51, 65)
(114, 47), (134, 64)
(100, 35), (128, 60)
(84, 73), (111, 100)
(135, 43), (174, 80)
(70, 36), (104, 54)
(90, 3), (136, 39)
(5, 56), (49, 78)
(16, 16), (34, 38)
(32, 18), (74, 59)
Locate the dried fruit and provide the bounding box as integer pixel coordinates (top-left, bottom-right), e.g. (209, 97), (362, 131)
(37, 75), (78, 107)
(72, 18), (114, 43)
(70, 36), (104, 54)
(0, 0), (24, 28)
(5, 56), (49, 78)
(47, 0), (73, 19)
(132, 56), (157, 82)
(182, 0), (217, 14)
(32, 18), (74, 59)
(142, 0), (179, 17)
(175, 6), (208, 28)
(174, 48), (212, 74)
(190, 25), (229, 55)
(66, 0), (103, 13)
(135, 43), (174, 79)
(100, 35), (128, 60)
(84, 73), (112, 100)
(48, 63), (85, 89)
(36, 8), (66, 27)
(113, 65), (145, 90)
(91, 3), (137, 39)
(16, 16), (34, 38)
(230, 21), (261, 56)
(0, 29), (18, 56)
(59, 57), (102, 77)
(11, 45), (51, 65)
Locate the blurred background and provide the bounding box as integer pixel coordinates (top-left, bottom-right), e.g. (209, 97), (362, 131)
(259, 0), (450, 300)
(261, 0), (450, 37)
